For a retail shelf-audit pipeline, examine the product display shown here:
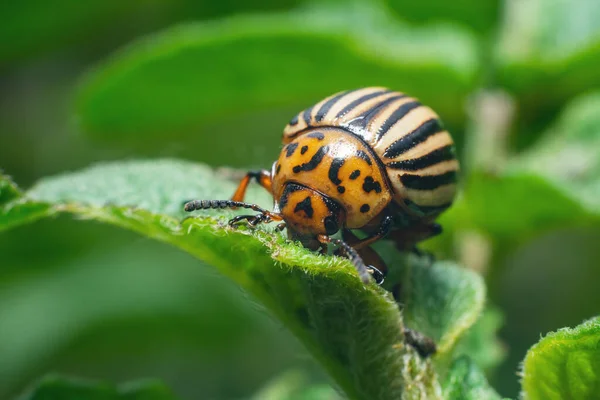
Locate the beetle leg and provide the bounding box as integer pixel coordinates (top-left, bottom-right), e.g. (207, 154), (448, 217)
(318, 234), (374, 284)
(348, 214), (394, 250)
(183, 199), (282, 227)
(231, 170), (272, 202)
(403, 327), (437, 358)
(341, 229), (388, 283)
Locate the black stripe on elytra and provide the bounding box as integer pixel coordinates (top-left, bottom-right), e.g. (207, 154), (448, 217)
(300, 145), (308, 155)
(356, 150), (372, 166)
(288, 114), (299, 126)
(400, 170), (457, 190)
(404, 198), (453, 215)
(376, 101), (421, 141)
(329, 158), (345, 185)
(335, 89), (391, 119)
(386, 145), (455, 170)
(383, 118), (444, 159)
(294, 196), (314, 218)
(315, 89), (358, 122)
(307, 131), (325, 140)
(349, 95), (405, 130)
(362, 176), (382, 193)
(293, 145), (329, 173)
(302, 106), (314, 126)
(279, 183), (303, 210)
(285, 142), (299, 157)
(349, 170), (361, 180)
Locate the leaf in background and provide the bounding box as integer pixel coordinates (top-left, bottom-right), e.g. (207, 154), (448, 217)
(0, 159), (490, 399)
(521, 316), (600, 400)
(463, 91), (600, 245)
(453, 306), (506, 373)
(496, 0), (600, 132)
(75, 3), (478, 149)
(442, 356), (504, 400)
(25, 376), (178, 400)
(0, 0), (301, 63)
(384, 0), (500, 35)
(392, 255), (486, 357)
(250, 370), (341, 400)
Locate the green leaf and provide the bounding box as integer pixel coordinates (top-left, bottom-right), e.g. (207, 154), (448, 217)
(251, 370), (341, 400)
(0, 159), (488, 399)
(462, 91), (600, 244)
(496, 0), (600, 127)
(390, 254), (486, 357)
(442, 356), (504, 400)
(384, 0), (500, 34)
(25, 376), (178, 400)
(0, 0), (301, 62)
(521, 316), (600, 400)
(76, 3), (478, 146)
(454, 306), (506, 372)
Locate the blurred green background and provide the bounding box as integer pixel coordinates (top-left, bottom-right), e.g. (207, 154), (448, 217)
(1, 0), (599, 398)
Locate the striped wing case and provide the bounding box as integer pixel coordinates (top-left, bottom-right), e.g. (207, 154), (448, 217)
(283, 87), (458, 216)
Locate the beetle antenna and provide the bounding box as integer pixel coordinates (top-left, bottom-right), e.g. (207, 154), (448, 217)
(184, 200), (268, 214)
(184, 200), (283, 227)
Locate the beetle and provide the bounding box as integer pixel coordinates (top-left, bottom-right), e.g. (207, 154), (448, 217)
(184, 87), (458, 284)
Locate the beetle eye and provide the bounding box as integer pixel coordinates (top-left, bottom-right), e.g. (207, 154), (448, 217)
(323, 216), (339, 235)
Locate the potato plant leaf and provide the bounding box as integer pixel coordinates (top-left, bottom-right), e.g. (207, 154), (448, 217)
(25, 375), (178, 400)
(0, 159), (490, 399)
(521, 316), (600, 400)
(442, 356), (504, 400)
(75, 3), (478, 146)
(461, 91), (600, 245)
(496, 0), (600, 126)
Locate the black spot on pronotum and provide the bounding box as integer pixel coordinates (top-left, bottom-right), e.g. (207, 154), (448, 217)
(323, 216), (339, 235)
(307, 131), (325, 141)
(360, 204), (370, 213)
(356, 150), (372, 165)
(337, 186), (345, 193)
(300, 145), (309, 155)
(285, 142), (299, 157)
(276, 164), (281, 174)
(349, 169), (361, 180)
(328, 158), (345, 185)
(289, 114), (299, 126)
(362, 176), (382, 193)
(293, 145), (329, 173)
(294, 196), (314, 218)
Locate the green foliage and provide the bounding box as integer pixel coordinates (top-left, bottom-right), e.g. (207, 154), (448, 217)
(75, 3), (477, 144)
(497, 0), (600, 129)
(522, 317), (600, 400)
(384, 0), (500, 34)
(456, 91), (600, 249)
(25, 376), (178, 400)
(443, 357), (505, 400)
(1, 160), (494, 399)
(3, 0), (600, 398)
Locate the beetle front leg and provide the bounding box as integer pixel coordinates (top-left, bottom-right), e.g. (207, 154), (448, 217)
(231, 170), (272, 202)
(184, 199), (282, 228)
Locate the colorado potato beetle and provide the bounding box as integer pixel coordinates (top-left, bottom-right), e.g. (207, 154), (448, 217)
(185, 87), (458, 284)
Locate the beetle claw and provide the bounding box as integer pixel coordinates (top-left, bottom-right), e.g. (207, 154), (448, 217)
(228, 213), (270, 227)
(367, 265), (385, 285)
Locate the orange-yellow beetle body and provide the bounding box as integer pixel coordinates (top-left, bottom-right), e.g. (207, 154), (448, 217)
(185, 87), (459, 284)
